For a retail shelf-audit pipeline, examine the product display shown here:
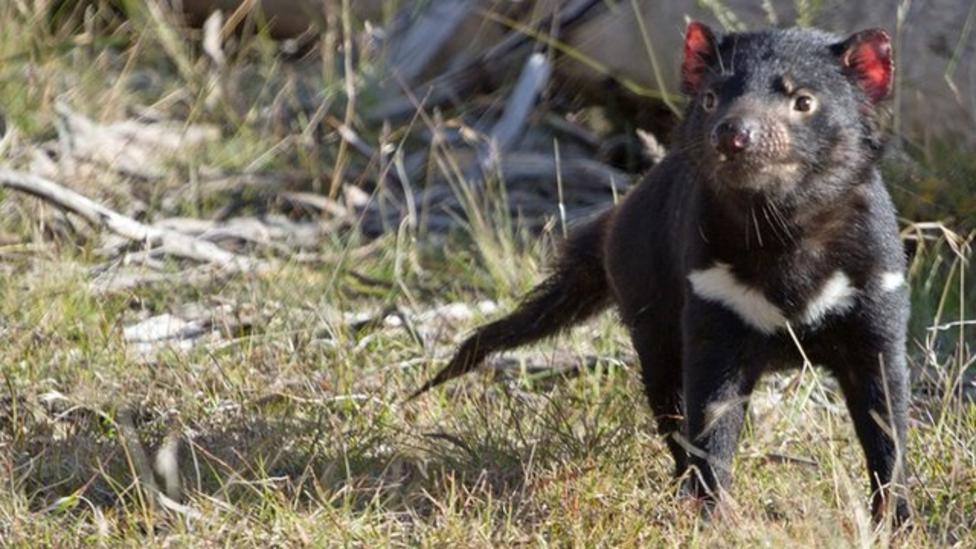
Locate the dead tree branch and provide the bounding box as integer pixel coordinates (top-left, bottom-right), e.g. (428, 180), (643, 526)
(0, 168), (266, 272)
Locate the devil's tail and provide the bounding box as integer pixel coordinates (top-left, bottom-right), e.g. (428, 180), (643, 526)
(408, 211), (613, 400)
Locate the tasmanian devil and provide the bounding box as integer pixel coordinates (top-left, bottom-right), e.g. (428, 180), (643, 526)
(411, 22), (910, 521)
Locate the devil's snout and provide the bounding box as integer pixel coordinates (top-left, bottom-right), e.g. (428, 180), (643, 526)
(712, 117), (757, 157)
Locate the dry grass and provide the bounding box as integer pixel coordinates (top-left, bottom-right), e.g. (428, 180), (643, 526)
(1, 2), (974, 547)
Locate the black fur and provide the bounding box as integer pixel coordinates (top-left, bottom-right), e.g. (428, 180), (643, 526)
(412, 24), (910, 523)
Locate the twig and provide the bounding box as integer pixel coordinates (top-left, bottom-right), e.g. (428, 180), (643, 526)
(90, 264), (228, 294)
(0, 168), (264, 271)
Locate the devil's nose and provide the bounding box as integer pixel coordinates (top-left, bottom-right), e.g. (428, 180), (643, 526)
(712, 117), (755, 156)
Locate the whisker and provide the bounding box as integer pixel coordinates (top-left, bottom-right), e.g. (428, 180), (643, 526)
(751, 205), (764, 248)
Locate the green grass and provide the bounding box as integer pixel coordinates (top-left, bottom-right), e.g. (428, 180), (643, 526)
(1, 2), (975, 547)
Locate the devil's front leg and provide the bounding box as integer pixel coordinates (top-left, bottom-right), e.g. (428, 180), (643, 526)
(680, 299), (764, 503)
(821, 316), (911, 524)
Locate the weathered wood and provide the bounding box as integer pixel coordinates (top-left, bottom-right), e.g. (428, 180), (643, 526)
(54, 103), (219, 180)
(0, 168), (263, 270)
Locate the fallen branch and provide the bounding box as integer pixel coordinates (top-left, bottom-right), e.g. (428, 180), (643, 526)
(0, 168), (264, 271)
(90, 264), (229, 294)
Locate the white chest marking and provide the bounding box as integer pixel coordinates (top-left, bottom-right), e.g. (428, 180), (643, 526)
(688, 263), (858, 334)
(880, 271), (905, 292)
(800, 270), (857, 326)
(687, 263), (786, 334)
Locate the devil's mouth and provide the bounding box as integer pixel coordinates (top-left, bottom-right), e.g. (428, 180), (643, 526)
(712, 157), (802, 189)
(715, 155), (800, 174)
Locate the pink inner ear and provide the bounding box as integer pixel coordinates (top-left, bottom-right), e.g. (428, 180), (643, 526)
(682, 22), (715, 94)
(843, 30), (893, 103)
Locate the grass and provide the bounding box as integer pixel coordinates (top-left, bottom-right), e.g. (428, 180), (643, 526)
(1, 2), (975, 547)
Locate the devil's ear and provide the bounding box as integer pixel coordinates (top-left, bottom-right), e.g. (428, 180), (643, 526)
(681, 21), (719, 95)
(833, 29), (894, 104)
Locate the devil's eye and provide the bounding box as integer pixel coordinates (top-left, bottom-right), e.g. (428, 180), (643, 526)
(793, 94), (816, 113)
(702, 90), (718, 111)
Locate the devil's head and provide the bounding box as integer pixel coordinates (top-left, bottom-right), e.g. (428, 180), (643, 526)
(677, 22), (894, 206)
